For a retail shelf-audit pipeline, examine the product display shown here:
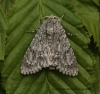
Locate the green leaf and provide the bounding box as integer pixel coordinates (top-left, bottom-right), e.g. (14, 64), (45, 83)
(0, 0), (15, 15)
(0, 73), (5, 94)
(94, 53), (100, 94)
(1, 0), (95, 94)
(0, 7), (7, 60)
(74, 0), (100, 51)
(92, 0), (99, 6)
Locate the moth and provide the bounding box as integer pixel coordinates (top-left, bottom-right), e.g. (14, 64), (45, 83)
(21, 14), (78, 76)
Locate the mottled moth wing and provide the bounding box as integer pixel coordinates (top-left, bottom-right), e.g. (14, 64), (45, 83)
(21, 21), (48, 74)
(21, 15), (78, 76)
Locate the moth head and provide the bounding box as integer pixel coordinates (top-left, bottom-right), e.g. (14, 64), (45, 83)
(48, 15), (57, 19)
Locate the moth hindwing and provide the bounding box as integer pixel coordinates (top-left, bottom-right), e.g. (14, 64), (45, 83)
(21, 14), (78, 76)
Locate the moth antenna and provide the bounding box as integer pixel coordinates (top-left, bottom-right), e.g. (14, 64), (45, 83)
(59, 13), (66, 21)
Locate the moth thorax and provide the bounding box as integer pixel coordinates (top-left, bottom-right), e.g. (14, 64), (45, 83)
(47, 36), (52, 44)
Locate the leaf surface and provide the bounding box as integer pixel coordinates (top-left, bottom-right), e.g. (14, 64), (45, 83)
(1, 0), (96, 94)
(74, 0), (100, 51)
(0, 7), (7, 60)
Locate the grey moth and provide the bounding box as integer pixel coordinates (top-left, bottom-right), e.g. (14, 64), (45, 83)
(21, 14), (78, 76)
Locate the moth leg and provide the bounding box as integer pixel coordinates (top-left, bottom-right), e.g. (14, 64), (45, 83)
(26, 31), (35, 33)
(66, 32), (77, 36)
(26, 28), (39, 33)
